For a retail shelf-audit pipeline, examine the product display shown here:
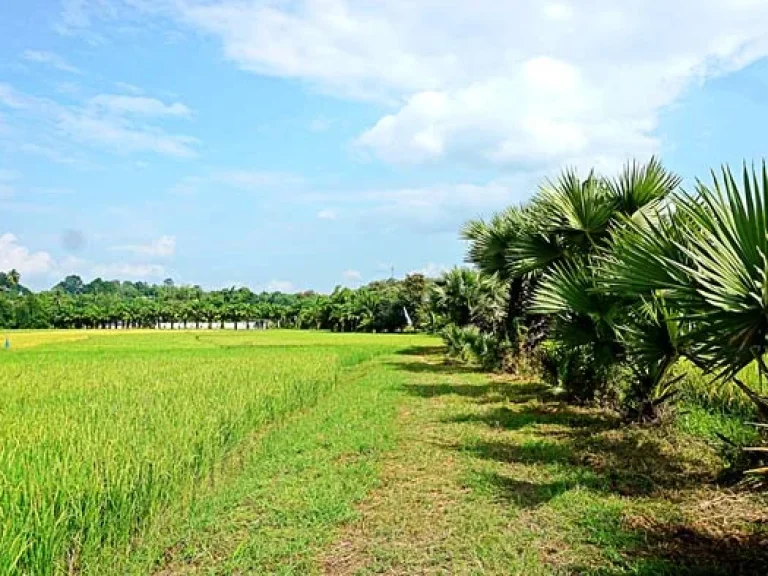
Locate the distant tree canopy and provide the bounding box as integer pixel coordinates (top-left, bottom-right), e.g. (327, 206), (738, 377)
(0, 272), (438, 332)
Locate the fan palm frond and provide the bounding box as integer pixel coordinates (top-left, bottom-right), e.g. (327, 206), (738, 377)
(607, 157), (682, 216)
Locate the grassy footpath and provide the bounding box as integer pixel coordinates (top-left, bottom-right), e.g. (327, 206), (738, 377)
(95, 348), (407, 574)
(320, 349), (768, 575)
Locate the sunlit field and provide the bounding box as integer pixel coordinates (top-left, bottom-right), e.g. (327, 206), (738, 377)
(0, 330), (433, 574)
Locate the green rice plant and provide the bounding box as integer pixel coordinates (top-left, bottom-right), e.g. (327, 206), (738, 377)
(676, 359), (768, 418)
(0, 330), (434, 574)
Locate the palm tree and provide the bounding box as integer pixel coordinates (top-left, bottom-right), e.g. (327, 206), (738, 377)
(604, 163), (768, 419)
(7, 269), (20, 289)
(463, 206), (530, 339)
(519, 158), (682, 405)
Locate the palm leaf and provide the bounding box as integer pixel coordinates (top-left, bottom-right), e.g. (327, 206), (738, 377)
(606, 156), (682, 216)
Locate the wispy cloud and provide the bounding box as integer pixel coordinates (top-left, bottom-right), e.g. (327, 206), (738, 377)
(114, 81), (144, 95)
(57, 111), (199, 157)
(22, 50), (82, 74)
(168, 170), (304, 196)
(213, 170), (304, 190)
(343, 269), (362, 282)
(0, 83), (28, 109)
(261, 280), (296, 293)
(168, 176), (203, 196)
(410, 262), (449, 278)
(317, 208), (337, 220)
(89, 262), (166, 279)
(0, 170), (19, 199)
(0, 82), (200, 159)
(0, 169), (19, 181)
(19, 143), (86, 167)
(56, 82), (81, 96)
(89, 94), (192, 117)
(111, 235), (176, 257)
(309, 116), (334, 132)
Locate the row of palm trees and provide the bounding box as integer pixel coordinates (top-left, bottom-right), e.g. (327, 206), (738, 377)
(458, 158), (768, 426)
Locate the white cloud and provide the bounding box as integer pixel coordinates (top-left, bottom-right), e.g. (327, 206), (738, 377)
(343, 269), (362, 282)
(56, 110), (199, 157)
(0, 82), (199, 159)
(111, 235), (176, 257)
(542, 2), (575, 21)
(262, 280), (295, 293)
(0, 233), (56, 277)
(56, 82), (81, 96)
(114, 81), (144, 95)
(309, 116), (334, 132)
(317, 208), (337, 220)
(0, 231), (170, 287)
(89, 263), (166, 279)
(214, 170), (304, 190)
(19, 143), (84, 166)
(359, 174), (539, 233)
(174, 0), (768, 169)
(89, 94), (192, 117)
(22, 50), (82, 74)
(0, 83), (28, 109)
(411, 263), (449, 278)
(169, 176), (203, 196)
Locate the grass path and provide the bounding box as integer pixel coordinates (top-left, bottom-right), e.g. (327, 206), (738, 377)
(320, 348), (768, 575)
(94, 351), (405, 574)
(102, 344), (767, 575)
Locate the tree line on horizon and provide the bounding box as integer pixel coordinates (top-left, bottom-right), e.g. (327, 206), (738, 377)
(0, 271), (442, 332)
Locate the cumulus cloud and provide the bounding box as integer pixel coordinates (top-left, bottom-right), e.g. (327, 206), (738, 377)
(111, 235), (176, 257)
(0, 233), (56, 277)
(174, 0), (768, 169)
(0, 231), (173, 288)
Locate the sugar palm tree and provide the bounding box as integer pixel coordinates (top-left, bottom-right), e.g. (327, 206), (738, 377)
(522, 158), (682, 405)
(462, 206), (531, 338)
(604, 163), (768, 419)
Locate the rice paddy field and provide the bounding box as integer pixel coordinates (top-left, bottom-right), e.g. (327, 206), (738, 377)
(0, 330), (432, 574)
(1, 330), (766, 575)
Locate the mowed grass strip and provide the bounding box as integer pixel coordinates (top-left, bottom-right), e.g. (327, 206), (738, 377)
(101, 353), (408, 574)
(0, 330), (434, 574)
(319, 350), (768, 575)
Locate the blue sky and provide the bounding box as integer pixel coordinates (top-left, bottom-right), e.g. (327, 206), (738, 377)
(2, 1), (768, 292)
